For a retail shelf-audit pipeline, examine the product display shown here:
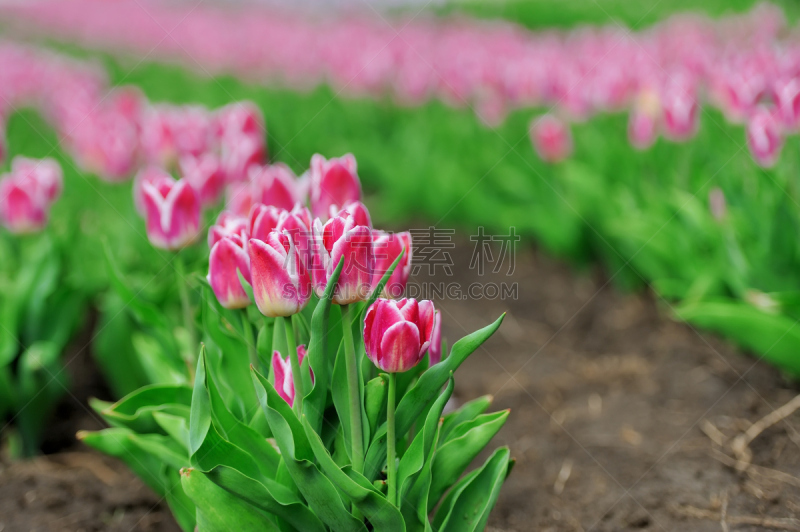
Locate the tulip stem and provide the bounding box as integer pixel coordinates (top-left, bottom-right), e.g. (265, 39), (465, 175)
(175, 253), (197, 378)
(282, 316), (304, 416)
(341, 304), (365, 476)
(241, 310), (258, 369)
(386, 372), (397, 507)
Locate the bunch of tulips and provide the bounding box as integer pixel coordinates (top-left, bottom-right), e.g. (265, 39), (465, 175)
(4, 1), (799, 166)
(82, 140), (511, 530)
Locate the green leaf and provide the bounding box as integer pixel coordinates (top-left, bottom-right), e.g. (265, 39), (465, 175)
(99, 383), (192, 434)
(181, 467), (280, 532)
(397, 375), (454, 507)
(153, 411), (190, 451)
(433, 447), (511, 532)
(364, 375), (388, 437)
(128, 433), (189, 471)
(163, 465), (197, 532)
(200, 350), (280, 477)
(206, 465), (327, 532)
(302, 416), (406, 532)
(305, 257), (344, 433)
(439, 395), (493, 444)
(78, 428), (169, 496)
(103, 241), (165, 328)
(236, 268), (255, 303)
(189, 349), (211, 455)
(252, 367), (367, 532)
(132, 333), (188, 385)
(364, 314), (504, 480)
(428, 410), (509, 511)
(675, 300), (800, 376)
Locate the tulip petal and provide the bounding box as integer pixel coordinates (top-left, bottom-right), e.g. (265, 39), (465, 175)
(378, 321), (421, 373)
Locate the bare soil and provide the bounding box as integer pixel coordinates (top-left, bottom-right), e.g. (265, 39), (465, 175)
(2, 240), (799, 531)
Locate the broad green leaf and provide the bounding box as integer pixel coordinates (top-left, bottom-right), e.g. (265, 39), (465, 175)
(302, 416), (406, 531)
(200, 351), (280, 477)
(428, 410), (509, 511)
(153, 411), (190, 450)
(78, 428), (167, 496)
(99, 383), (192, 434)
(128, 433), (189, 471)
(397, 376), (454, 507)
(364, 314), (504, 480)
(433, 447), (511, 532)
(163, 465), (197, 532)
(252, 368), (367, 532)
(675, 300), (800, 376)
(103, 241), (165, 328)
(304, 258), (344, 433)
(181, 467), (280, 532)
(132, 333), (187, 385)
(439, 395), (492, 444)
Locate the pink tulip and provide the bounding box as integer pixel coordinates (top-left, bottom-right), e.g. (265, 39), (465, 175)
(0, 174), (49, 233)
(220, 135), (264, 183)
(363, 298), (435, 373)
(330, 200), (372, 228)
(249, 230), (311, 317)
(225, 182), (255, 218)
(773, 77), (800, 130)
(371, 230), (412, 298)
(207, 234), (251, 309)
(215, 101), (264, 143)
(429, 310), (442, 365)
(250, 203), (313, 267)
(529, 114), (572, 163)
(746, 106), (783, 168)
(180, 153), (224, 207)
(249, 163), (304, 211)
(140, 105), (178, 167)
(309, 154), (361, 219)
(141, 177), (201, 250)
(133, 166), (175, 215)
(11, 156), (63, 203)
(661, 80), (699, 142)
(628, 90), (661, 150)
(171, 105), (213, 158)
(208, 210), (249, 248)
(311, 211), (373, 304)
(272, 345), (313, 407)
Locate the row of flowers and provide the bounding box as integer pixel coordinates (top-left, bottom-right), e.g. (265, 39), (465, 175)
(2, 1), (797, 167)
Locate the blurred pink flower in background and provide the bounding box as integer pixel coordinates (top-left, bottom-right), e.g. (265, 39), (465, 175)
(746, 106), (783, 168)
(529, 114), (572, 163)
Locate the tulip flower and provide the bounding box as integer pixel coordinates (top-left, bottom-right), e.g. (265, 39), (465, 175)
(661, 80), (699, 142)
(363, 298), (435, 373)
(208, 211), (249, 249)
(628, 90), (661, 150)
(272, 345), (314, 407)
(180, 153), (224, 207)
(207, 234), (251, 309)
(309, 153), (362, 219)
(220, 135), (264, 183)
(529, 114), (572, 163)
(225, 182), (255, 218)
(133, 166), (175, 215)
(371, 230), (412, 298)
(141, 176), (201, 250)
(330, 200), (372, 228)
(12, 156), (63, 203)
(773, 77), (800, 130)
(746, 106), (783, 168)
(429, 310), (443, 365)
(249, 163), (305, 211)
(311, 211), (373, 305)
(249, 230), (311, 317)
(0, 172), (49, 233)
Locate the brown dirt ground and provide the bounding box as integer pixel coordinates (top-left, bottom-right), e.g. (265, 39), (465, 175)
(2, 240), (800, 531)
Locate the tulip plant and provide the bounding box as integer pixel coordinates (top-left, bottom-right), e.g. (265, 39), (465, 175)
(0, 156), (88, 456)
(81, 149), (512, 530)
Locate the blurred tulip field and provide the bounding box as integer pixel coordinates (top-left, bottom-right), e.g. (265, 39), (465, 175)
(3, 0), (800, 530)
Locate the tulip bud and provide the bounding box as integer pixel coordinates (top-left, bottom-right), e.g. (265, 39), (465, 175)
(11, 156), (63, 203)
(220, 135), (264, 183)
(309, 154), (362, 219)
(311, 211), (373, 305)
(249, 230), (312, 317)
(207, 234), (251, 309)
(363, 298), (435, 373)
(529, 114), (572, 163)
(249, 163), (304, 211)
(272, 345), (313, 407)
(172, 105), (213, 158)
(141, 177), (201, 250)
(429, 310), (443, 365)
(141, 105), (178, 167)
(249, 204), (313, 269)
(180, 153), (224, 207)
(134, 166), (175, 216)
(371, 231), (412, 298)
(330, 200), (372, 228)
(746, 106), (783, 168)
(208, 211), (249, 249)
